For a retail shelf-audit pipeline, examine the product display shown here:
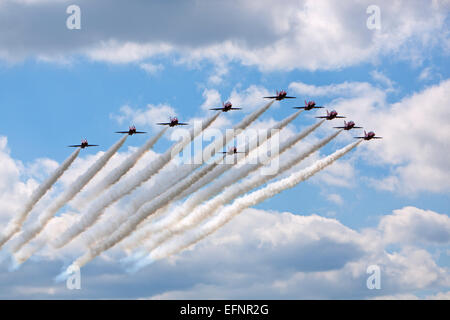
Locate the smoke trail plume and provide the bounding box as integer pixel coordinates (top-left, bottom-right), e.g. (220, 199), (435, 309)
(83, 157), (223, 249)
(66, 156), (222, 269)
(74, 127), (168, 208)
(179, 109), (303, 200)
(53, 128), (167, 248)
(129, 125), (337, 255)
(196, 100), (274, 165)
(0, 148), (81, 249)
(52, 113), (220, 250)
(71, 102), (276, 249)
(138, 140), (362, 267)
(8, 135), (128, 253)
(60, 103), (279, 268)
(123, 112), (316, 250)
(147, 100), (275, 201)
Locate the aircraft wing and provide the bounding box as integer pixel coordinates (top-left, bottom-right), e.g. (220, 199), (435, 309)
(135, 131), (147, 134)
(68, 145), (82, 148)
(263, 96), (278, 99)
(315, 116), (329, 118)
(86, 144), (99, 147)
(372, 137), (383, 139)
(177, 123), (189, 126)
(115, 131), (130, 134)
(230, 107), (242, 110)
(335, 116), (346, 118)
(157, 123), (171, 125)
(284, 96), (296, 99)
(210, 107), (225, 111)
(294, 106), (323, 109)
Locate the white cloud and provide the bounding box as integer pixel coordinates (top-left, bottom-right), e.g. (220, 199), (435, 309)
(370, 70), (396, 92)
(326, 193), (344, 205)
(0, 137), (62, 225)
(418, 67), (432, 81)
(312, 159), (358, 188)
(374, 291), (450, 300)
(289, 78), (450, 194)
(200, 88), (222, 111)
(425, 291), (450, 300)
(228, 85), (273, 112)
(289, 81), (380, 98)
(86, 41), (173, 64)
(111, 104), (177, 132)
(379, 206), (450, 245)
(139, 62), (164, 75)
(0, 130), (448, 298)
(131, 206), (449, 299)
(1, 0), (447, 73)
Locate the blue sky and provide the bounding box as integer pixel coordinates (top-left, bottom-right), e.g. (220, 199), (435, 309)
(0, 0), (449, 299)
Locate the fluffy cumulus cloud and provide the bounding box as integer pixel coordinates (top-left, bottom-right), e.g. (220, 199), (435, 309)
(0, 130), (448, 299)
(0, 136), (62, 225)
(140, 207), (449, 299)
(0, 0), (448, 71)
(200, 88), (222, 111)
(0, 0), (449, 301)
(289, 78), (450, 194)
(2, 206), (448, 299)
(379, 206), (450, 245)
(111, 103), (177, 132)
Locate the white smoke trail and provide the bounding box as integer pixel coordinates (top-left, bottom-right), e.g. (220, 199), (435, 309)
(196, 100), (274, 165)
(67, 101), (275, 249)
(53, 128), (167, 249)
(123, 113), (319, 250)
(178, 109), (303, 200)
(67, 157), (223, 269)
(0, 148), (81, 249)
(89, 122), (331, 265)
(7, 135), (128, 253)
(59, 102), (274, 269)
(82, 157), (224, 249)
(74, 127), (168, 208)
(128, 126), (338, 256)
(137, 101), (278, 208)
(137, 100), (277, 204)
(51, 112), (220, 250)
(135, 140), (362, 269)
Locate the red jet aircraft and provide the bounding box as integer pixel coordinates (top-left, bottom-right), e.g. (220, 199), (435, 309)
(333, 120), (362, 131)
(68, 139), (99, 149)
(115, 125), (147, 135)
(264, 90), (296, 101)
(157, 117), (189, 127)
(210, 101), (242, 112)
(294, 100), (324, 110)
(221, 146), (245, 155)
(316, 110), (346, 120)
(355, 130), (382, 140)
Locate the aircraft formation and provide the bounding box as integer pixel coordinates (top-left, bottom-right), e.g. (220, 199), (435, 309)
(0, 88), (382, 273)
(68, 90), (381, 149)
